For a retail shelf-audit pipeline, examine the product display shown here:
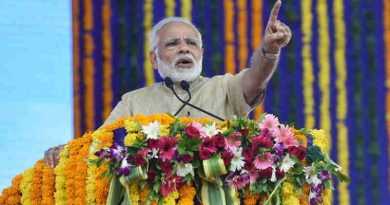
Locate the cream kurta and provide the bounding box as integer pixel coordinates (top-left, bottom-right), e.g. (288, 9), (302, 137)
(102, 69), (263, 126)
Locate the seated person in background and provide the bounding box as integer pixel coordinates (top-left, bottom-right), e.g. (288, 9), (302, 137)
(44, 0), (291, 167)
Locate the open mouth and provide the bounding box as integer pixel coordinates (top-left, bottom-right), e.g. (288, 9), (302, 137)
(176, 57), (194, 68)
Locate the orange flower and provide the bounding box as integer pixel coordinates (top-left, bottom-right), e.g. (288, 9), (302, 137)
(243, 187), (260, 205)
(41, 165), (55, 205)
(177, 183), (196, 205)
(31, 160), (45, 205)
(295, 134), (308, 147)
(0, 174), (23, 205)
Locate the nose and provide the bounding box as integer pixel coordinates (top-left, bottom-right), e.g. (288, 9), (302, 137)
(178, 42), (190, 54)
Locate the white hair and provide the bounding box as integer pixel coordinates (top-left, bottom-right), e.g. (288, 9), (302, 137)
(149, 17), (203, 51)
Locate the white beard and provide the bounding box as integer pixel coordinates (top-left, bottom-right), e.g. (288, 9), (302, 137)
(156, 53), (203, 83)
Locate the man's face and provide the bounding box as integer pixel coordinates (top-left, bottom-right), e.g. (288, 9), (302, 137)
(151, 22), (204, 83)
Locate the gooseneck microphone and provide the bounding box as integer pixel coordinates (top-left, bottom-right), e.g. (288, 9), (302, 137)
(174, 80), (192, 116)
(164, 77), (225, 121)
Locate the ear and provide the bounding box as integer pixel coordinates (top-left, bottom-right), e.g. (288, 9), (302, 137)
(149, 50), (157, 69)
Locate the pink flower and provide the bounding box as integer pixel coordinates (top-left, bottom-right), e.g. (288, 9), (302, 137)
(272, 124), (294, 142)
(161, 175), (181, 197)
(158, 136), (178, 161)
(227, 174), (250, 189)
(226, 133), (241, 152)
(147, 139), (160, 149)
(254, 153), (274, 170)
(258, 114), (279, 131)
(133, 154), (146, 166)
(190, 122), (207, 138)
(281, 135), (299, 148)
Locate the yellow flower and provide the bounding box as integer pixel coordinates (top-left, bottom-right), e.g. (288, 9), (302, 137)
(124, 133), (138, 146)
(124, 120), (139, 132)
(281, 181), (300, 205)
(162, 190), (178, 205)
(160, 125), (170, 136)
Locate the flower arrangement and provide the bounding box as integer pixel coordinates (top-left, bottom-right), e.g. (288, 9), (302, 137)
(92, 114), (349, 205)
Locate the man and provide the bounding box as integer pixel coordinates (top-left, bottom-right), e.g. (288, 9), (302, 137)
(44, 0), (291, 167)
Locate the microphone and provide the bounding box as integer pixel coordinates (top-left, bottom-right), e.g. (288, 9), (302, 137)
(174, 80), (191, 116)
(164, 77), (225, 121)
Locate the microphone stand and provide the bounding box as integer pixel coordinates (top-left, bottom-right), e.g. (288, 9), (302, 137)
(165, 78), (225, 121)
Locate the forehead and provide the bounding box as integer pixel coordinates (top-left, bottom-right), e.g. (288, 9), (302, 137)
(157, 22), (199, 41)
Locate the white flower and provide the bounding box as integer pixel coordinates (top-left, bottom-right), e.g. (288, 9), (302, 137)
(142, 121), (161, 139)
(176, 162), (193, 177)
(330, 159), (342, 171)
(271, 166), (277, 182)
(203, 122), (220, 137)
(230, 148), (245, 172)
(303, 164), (321, 185)
(280, 154), (296, 173)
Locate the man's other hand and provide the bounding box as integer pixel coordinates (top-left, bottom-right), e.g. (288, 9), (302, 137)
(44, 144), (65, 168)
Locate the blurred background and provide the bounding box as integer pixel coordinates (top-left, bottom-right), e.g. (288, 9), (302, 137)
(1, 0), (389, 205)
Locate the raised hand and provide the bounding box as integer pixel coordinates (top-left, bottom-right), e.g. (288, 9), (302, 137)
(262, 0), (292, 54)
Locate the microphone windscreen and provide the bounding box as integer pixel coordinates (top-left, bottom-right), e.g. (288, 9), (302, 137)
(164, 77), (174, 88)
(180, 80), (190, 91)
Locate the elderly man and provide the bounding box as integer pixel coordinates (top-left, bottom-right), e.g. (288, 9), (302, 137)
(45, 0), (291, 167)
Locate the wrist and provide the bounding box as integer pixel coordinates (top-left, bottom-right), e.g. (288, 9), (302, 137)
(261, 45), (280, 59)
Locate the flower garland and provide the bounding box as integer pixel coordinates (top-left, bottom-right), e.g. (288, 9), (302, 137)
(83, 0), (96, 131)
(73, 0), (81, 137)
(0, 174), (22, 205)
(31, 160), (44, 205)
(143, 0), (154, 86)
(54, 145), (70, 205)
(385, 0), (390, 193)
(177, 183), (196, 205)
(102, 0), (113, 120)
(162, 190), (179, 205)
(91, 129), (116, 205)
(333, 0), (350, 204)
(20, 168), (34, 205)
(224, 0), (236, 74)
(165, 0), (175, 17)
(238, 0), (248, 71)
(75, 133), (93, 204)
(281, 180), (300, 204)
(301, 0), (315, 129)
(181, 0), (191, 20)
(243, 187), (259, 205)
(65, 139), (81, 204)
(41, 164), (55, 205)
(252, 0), (264, 120)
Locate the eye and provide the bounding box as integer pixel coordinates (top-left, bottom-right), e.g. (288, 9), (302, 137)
(166, 42), (178, 47)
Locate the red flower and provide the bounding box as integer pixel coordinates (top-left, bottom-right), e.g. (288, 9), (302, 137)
(199, 148), (212, 160)
(242, 148), (253, 161)
(158, 136), (178, 161)
(160, 160), (173, 175)
(258, 167), (273, 178)
(178, 154), (193, 162)
(133, 154), (146, 166)
(287, 145), (307, 160)
(148, 169), (157, 181)
(201, 137), (217, 153)
(213, 134), (227, 148)
(147, 139), (160, 149)
(276, 169), (285, 179)
(185, 125), (200, 138)
(252, 134), (274, 150)
(221, 150), (234, 166)
(244, 161), (255, 171)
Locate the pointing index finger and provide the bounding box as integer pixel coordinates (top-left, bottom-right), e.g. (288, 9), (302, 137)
(269, 0), (282, 23)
